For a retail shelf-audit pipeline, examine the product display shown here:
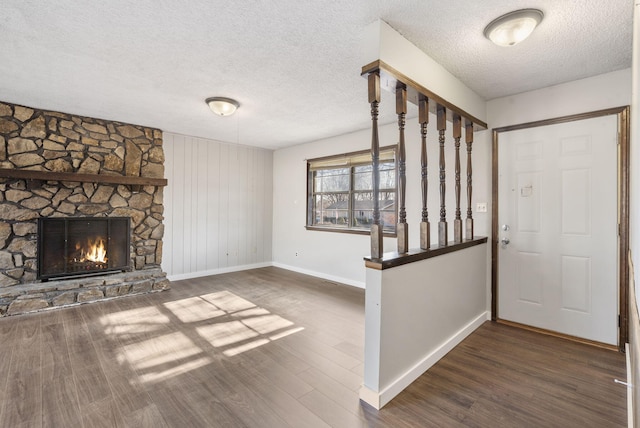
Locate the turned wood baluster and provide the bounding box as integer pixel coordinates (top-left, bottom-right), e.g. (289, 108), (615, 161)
(437, 105), (448, 246)
(419, 96), (430, 250)
(396, 85), (408, 254)
(453, 114), (462, 243)
(368, 72), (383, 258)
(465, 121), (474, 240)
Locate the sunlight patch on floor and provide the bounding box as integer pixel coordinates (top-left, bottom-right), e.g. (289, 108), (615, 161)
(138, 357), (212, 383)
(200, 290), (256, 313)
(99, 290), (304, 383)
(100, 306), (171, 337)
(197, 320), (260, 347)
(223, 339), (271, 357)
(190, 291), (303, 356)
(120, 331), (204, 370)
(270, 326), (305, 341)
(163, 296), (226, 323)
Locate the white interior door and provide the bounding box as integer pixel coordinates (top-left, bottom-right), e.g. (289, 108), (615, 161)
(498, 115), (618, 345)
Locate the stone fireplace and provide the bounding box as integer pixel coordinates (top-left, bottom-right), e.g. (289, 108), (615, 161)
(38, 216), (131, 280)
(0, 101), (169, 316)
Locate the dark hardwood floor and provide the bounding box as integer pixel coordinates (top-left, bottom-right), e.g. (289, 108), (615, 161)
(0, 267), (627, 427)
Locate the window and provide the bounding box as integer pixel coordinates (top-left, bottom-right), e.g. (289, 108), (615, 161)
(306, 147), (397, 235)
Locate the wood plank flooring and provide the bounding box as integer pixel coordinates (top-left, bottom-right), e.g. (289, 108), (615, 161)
(0, 267), (626, 427)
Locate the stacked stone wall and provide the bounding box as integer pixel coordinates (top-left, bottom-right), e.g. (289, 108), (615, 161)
(0, 101), (169, 315)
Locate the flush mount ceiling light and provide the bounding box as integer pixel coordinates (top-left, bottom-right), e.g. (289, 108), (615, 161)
(484, 9), (544, 47)
(206, 97), (240, 116)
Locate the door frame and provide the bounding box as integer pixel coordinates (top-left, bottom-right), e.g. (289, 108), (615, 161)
(491, 106), (630, 351)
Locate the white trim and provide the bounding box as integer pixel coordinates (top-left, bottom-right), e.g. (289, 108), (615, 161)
(358, 386), (381, 410)
(626, 342), (633, 428)
(167, 262), (366, 289)
(167, 262), (272, 282)
(359, 311), (490, 409)
(271, 262), (365, 289)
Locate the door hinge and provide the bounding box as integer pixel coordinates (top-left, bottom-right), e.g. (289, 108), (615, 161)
(619, 315), (621, 327)
(618, 223), (620, 236)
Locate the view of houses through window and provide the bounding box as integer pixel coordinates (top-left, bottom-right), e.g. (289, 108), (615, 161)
(307, 147), (396, 234)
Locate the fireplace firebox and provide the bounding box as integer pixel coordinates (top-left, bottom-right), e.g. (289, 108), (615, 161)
(37, 217), (130, 281)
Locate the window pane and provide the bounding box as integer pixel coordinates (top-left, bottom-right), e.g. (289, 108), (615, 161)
(380, 161), (396, 189)
(351, 191), (397, 231)
(314, 168), (350, 192)
(380, 191), (396, 231)
(312, 194), (324, 226)
(352, 191), (373, 228)
(308, 150), (396, 235)
(313, 193), (349, 227)
(354, 165), (372, 190)
(381, 213), (396, 230)
(328, 210), (349, 227)
(354, 162), (395, 190)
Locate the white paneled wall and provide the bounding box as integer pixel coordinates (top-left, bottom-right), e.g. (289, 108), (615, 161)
(162, 133), (273, 280)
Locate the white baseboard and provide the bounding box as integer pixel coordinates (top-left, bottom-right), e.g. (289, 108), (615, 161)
(166, 262), (272, 282)
(626, 342), (633, 428)
(271, 262), (366, 289)
(167, 261), (366, 290)
(359, 385), (381, 410)
(360, 311), (490, 409)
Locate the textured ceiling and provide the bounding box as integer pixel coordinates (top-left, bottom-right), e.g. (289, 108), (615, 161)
(0, 0), (633, 149)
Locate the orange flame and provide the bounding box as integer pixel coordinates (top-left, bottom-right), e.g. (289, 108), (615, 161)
(81, 238), (108, 263)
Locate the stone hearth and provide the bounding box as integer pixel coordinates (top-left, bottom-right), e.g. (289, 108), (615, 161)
(0, 101), (170, 316)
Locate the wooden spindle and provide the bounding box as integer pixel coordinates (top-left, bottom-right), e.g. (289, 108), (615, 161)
(453, 114), (462, 243)
(465, 121), (474, 240)
(437, 105), (447, 246)
(396, 85), (408, 254)
(368, 72), (383, 259)
(419, 96), (430, 250)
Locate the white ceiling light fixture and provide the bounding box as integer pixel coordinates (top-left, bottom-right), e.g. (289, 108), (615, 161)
(484, 9), (544, 47)
(206, 97), (240, 116)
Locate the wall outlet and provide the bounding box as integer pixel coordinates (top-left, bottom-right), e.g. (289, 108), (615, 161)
(476, 202), (488, 213)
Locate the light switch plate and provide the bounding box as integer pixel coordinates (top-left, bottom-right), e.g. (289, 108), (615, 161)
(476, 202), (487, 213)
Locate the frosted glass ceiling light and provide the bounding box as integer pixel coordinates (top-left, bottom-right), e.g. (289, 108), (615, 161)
(206, 97), (239, 116)
(484, 9), (543, 47)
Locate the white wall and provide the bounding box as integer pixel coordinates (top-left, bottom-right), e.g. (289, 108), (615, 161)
(162, 132), (273, 280)
(272, 105), (492, 287)
(487, 68), (632, 127)
(632, 2), (640, 297)
(363, 20), (486, 123)
(629, 2), (639, 425)
(360, 243), (489, 409)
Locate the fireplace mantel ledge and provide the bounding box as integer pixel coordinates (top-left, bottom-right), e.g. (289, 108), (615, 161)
(0, 168), (167, 187)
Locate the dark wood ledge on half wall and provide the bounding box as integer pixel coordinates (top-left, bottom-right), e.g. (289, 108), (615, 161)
(364, 236), (488, 270)
(0, 168), (167, 187)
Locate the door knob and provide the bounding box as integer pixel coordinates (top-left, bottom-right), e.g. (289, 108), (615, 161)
(501, 238), (510, 245)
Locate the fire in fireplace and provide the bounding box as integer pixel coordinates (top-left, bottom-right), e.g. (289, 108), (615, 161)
(37, 217), (130, 280)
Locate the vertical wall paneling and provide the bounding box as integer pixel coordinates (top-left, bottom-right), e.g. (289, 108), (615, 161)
(237, 146), (249, 266)
(206, 142), (221, 271)
(265, 152), (274, 262)
(183, 137), (194, 271)
(228, 145), (240, 267)
(162, 132), (274, 279)
(256, 149), (266, 262)
(195, 139), (209, 271)
(218, 143), (230, 269)
(172, 134), (186, 275)
(246, 148), (256, 265)
(163, 133), (174, 273)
